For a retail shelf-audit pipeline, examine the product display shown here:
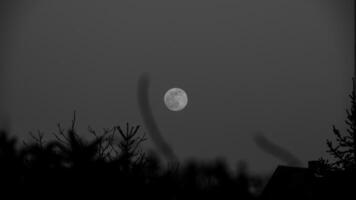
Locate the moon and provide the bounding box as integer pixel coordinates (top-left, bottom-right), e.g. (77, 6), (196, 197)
(164, 88), (188, 111)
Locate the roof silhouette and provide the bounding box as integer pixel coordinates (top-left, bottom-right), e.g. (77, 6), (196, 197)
(262, 165), (314, 200)
(262, 164), (356, 200)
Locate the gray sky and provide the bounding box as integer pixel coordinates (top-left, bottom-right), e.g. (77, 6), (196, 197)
(1, 0), (354, 173)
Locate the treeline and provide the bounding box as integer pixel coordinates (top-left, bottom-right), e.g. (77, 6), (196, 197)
(0, 113), (264, 199)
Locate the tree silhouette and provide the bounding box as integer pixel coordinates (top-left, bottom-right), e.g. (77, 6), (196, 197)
(0, 112), (260, 199)
(326, 83), (356, 171)
(116, 123), (146, 172)
(0, 130), (24, 187)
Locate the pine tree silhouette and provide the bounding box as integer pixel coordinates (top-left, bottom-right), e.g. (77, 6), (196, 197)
(326, 81), (356, 171)
(0, 111), (259, 199)
(116, 123), (146, 173)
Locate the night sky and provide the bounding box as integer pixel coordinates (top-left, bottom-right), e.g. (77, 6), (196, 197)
(0, 0), (354, 173)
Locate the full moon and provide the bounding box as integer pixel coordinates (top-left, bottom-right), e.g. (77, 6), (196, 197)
(164, 88), (188, 111)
